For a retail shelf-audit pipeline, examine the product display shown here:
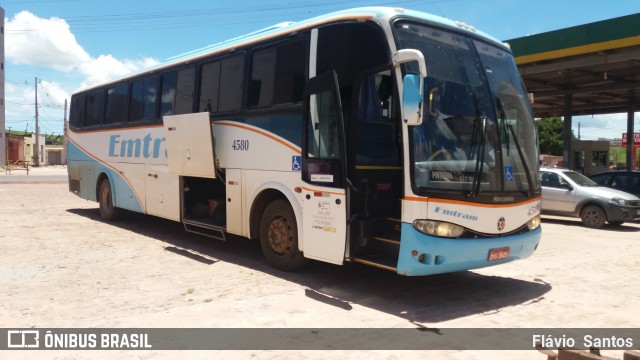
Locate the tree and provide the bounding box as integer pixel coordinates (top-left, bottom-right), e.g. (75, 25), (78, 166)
(535, 117), (571, 155)
(44, 134), (64, 145)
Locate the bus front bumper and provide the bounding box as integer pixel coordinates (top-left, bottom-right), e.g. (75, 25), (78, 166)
(396, 223), (541, 276)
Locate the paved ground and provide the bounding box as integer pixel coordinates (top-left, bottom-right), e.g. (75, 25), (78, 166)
(0, 165), (68, 183)
(0, 167), (638, 359)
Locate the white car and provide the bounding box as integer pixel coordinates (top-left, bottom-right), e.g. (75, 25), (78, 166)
(540, 168), (640, 228)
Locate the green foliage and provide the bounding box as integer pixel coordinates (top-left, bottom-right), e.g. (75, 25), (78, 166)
(45, 134), (64, 145)
(535, 117), (575, 155)
(609, 146), (626, 164)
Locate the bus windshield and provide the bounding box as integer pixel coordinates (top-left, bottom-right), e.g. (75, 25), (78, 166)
(394, 21), (540, 198)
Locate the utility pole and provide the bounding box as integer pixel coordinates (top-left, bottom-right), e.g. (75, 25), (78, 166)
(34, 77), (40, 166)
(0, 7), (6, 166)
(578, 122), (581, 140)
(6, 126), (10, 163)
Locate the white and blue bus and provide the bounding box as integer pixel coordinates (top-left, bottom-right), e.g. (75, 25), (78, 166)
(67, 7), (542, 275)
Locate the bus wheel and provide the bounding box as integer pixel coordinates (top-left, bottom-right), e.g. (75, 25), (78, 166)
(259, 199), (307, 271)
(580, 204), (605, 228)
(98, 178), (121, 221)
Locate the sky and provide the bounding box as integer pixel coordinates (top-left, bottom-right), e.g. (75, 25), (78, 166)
(2, 0), (639, 138)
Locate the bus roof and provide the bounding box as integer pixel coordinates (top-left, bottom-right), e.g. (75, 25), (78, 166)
(77, 7), (503, 93)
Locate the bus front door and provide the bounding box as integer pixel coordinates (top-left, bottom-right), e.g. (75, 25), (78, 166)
(300, 71), (348, 265)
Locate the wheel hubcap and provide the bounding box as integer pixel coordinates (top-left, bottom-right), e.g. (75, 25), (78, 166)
(585, 209), (599, 224)
(267, 216), (292, 255)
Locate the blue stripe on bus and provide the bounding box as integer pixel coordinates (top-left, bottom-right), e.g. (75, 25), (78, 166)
(396, 223), (541, 276)
(67, 141), (144, 213)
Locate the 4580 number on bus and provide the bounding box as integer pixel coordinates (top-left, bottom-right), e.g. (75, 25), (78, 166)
(232, 140), (249, 151)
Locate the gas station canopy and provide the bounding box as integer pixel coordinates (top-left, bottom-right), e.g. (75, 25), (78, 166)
(506, 13), (640, 169)
(507, 13), (640, 117)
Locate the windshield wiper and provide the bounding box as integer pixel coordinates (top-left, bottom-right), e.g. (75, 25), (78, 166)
(496, 98), (509, 156)
(467, 90), (486, 198)
(507, 124), (534, 197)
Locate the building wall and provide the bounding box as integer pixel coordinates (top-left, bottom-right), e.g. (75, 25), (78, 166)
(45, 145), (64, 165)
(7, 135), (24, 161)
(571, 140), (610, 176)
(1, 7), (6, 166)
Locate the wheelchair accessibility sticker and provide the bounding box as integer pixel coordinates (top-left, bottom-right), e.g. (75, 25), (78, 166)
(292, 156), (302, 171)
(504, 166), (514, 182)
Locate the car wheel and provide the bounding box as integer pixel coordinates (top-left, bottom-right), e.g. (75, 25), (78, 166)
(580, 205), (606, 228)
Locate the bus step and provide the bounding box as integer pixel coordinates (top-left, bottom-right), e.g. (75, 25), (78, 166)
(373, 236), (400, 246)
(376, 217), (402, 235)
(183, 219), (226, 241)
(371, 234), (400, 261)
(351, 255), (397, 272)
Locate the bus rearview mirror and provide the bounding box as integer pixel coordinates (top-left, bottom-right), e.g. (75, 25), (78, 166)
(402, 74), (423, 126)
(393, 49), (426, 126)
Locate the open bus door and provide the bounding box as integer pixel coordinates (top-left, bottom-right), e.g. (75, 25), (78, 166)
(300, 71), (348, 265)
(163, 112), (225, 239)
(163, 112), (217, 179)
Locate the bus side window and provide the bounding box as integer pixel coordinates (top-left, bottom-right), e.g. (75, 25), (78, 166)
(104, 83), (127, 126)
(129, 76), (158, 122)
(248, 38), (306, 109)
(218, 54), (244, 113)
(199, 61), (221, 113)
(199, 54), (245, 114)
(161, 66), (195, 116)
(84, 90), (104, 128)
(70, 94), (85, 129)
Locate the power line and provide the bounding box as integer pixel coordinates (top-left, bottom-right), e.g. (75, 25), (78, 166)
(5, 79), (34, 86)
(5, 0), (434, 34)
(5, 99), (34, 106)
(38, 81), (62, 108)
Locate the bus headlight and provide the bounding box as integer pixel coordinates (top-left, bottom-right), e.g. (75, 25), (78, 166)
(527, 215), (541, 231)
(413, 220), (465, 238)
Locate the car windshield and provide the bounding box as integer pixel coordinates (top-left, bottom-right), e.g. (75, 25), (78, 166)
(563, 171), (598, 186)
(394, 21), (540, 199)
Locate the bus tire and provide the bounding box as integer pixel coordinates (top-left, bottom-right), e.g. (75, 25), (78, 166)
(259, 199), (307, 271)
(580, 204), (605, 228)
(98, 178), (122, 222)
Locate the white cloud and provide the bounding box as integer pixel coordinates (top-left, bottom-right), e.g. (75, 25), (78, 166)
(5, 80), (69, 117)
(78, 55), (159, 89)
(4, 11), (160, 134)
(5, 11), (159, 88)
(5, 11), (91, 72)
(38, 80), (70, 107)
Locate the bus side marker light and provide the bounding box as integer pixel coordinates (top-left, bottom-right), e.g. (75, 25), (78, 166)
(412, 251), (433, 265)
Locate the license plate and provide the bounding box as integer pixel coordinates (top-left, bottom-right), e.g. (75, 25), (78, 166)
(488, 247), (510, 261)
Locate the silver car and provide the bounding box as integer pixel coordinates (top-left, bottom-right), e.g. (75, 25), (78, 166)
(540, 168), (640, 228)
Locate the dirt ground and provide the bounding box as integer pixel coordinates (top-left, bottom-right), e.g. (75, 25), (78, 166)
(1, 167), (639, 359)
